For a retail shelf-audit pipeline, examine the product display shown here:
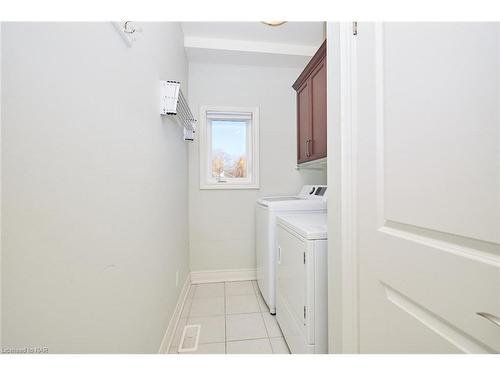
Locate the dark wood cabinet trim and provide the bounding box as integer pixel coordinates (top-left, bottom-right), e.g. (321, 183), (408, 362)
(296, 80), (311, 164)
(292, 40), (327, 91)
(308, 57), (327, 161)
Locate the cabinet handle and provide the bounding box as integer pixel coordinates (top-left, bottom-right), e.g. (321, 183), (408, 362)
(305, 138), (312, 157)
(477, 312), (500, 327)
(277, 246), (282, 264)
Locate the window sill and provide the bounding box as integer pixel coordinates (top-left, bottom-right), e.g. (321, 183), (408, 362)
(199, 183), (260, 190)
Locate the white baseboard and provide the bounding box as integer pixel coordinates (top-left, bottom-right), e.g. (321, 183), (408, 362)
(158, 274), (191, 354)
(190, 268), (257, 284)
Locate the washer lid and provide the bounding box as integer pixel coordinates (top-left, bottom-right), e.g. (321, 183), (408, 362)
(261, 196), (303, 202)
(277, 213), (328, 240)
(256, 197), (326, 211)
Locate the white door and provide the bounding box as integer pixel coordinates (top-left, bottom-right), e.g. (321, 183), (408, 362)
(348, 22), (500, 353)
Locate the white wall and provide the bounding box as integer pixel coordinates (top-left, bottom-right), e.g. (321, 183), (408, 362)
(1, 22), (190, 353)
(188, 62), (327, 272)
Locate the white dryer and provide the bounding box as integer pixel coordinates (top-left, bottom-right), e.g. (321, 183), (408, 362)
(255, 185), (327, 314)
(275, 213), (328, 354)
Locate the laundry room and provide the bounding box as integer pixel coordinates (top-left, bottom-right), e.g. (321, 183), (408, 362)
(1, 14), (499, 365)
(163, 22), (329, 354)
(1, 21), (328, 355)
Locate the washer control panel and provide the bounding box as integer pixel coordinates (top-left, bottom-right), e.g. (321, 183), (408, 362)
(299, 185), (328, 200)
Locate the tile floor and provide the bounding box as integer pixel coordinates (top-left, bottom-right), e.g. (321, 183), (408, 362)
(168, 280), (290, 354)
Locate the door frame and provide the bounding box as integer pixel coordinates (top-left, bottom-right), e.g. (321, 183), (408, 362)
(326, 21), (360, 354)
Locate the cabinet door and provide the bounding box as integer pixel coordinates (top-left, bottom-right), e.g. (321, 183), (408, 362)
(309, 56), (327, 160)
(296, 80), (312, 163)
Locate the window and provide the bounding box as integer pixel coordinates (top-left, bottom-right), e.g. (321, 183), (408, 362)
(199, 106), (259, 189)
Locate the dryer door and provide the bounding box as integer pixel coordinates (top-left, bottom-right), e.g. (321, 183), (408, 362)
(276, 223), (309, 353)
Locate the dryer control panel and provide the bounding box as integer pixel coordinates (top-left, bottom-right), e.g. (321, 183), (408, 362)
(298, 185), (328, 201)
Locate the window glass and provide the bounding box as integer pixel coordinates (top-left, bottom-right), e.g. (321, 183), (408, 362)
(210, 120), (248, 181)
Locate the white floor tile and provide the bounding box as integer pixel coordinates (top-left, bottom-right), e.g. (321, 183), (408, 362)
(171, 318), (187, 347)
(251, 280), (259, 292)
(225, 281), (255, 296)
(189, 342), (226, 354)
(187, 315), (225, 344)
(189, 297), (225, 317)
(270, 337), (290, 354)
(226, 294), (260, 314)
(262, 312), (283, 338)
(227, 339), (273, 354)
(169, 283), (293, 355)
(168, 346), (179, 354)
(169, 342), (226, 354)
(226, 312), (268, 341)
(193, 283), (225, 299)
(255, 290), (270, 312)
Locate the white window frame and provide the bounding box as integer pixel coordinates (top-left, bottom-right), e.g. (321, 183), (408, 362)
(199, 105), (260, 190)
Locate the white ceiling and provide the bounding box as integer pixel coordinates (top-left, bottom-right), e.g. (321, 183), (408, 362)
(181, 22), (325, 68)
(181, 22), (325, 46)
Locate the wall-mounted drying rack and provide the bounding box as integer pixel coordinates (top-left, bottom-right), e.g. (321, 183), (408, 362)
(160, 80), (197, 141)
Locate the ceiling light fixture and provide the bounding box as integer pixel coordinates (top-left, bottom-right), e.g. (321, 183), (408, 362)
(261, 21), (287, 27)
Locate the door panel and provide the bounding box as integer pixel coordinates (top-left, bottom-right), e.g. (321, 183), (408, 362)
(310, 58), (327, 160)
(297, 80), (311, 163)
(382, 23), (500, 244)
(356, 23), (500, 353)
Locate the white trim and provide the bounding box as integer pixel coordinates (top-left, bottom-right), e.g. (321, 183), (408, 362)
(199, 105), (260, 190)
(341, 21), (360, 354)
(158, 274), (192, 354)
(190, 268), (257, 284)
(184, 36), (317, 57)
(327, 22), (360, 354)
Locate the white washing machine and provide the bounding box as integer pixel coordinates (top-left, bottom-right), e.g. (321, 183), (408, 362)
(275, 213), (328, 354)
(255, 185), (327, 314)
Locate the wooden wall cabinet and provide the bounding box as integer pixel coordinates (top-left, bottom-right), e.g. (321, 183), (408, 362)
(293, 40), (327, 164)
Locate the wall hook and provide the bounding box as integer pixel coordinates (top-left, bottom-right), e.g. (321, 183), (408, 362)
(123, 21), (136, 34)
(111, 21), (141, 48)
